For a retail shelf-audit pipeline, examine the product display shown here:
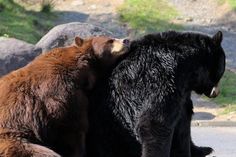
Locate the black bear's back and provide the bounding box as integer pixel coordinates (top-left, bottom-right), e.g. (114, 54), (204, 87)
(87, 33), (182, 157)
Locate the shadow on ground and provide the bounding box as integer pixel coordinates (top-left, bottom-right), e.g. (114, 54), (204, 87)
(192, 112), (216, 120)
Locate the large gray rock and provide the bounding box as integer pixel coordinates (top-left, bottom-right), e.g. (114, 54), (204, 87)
(0, 37), (42, 76)
(0, 22), (113, 76)
(36, 22), (113, 53)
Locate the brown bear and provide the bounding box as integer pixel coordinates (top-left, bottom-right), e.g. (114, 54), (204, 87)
(0, 36), (130, 157)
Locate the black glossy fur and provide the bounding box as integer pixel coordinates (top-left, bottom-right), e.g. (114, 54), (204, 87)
(87, 31), (225, 157)
(171, 97), (213, 157)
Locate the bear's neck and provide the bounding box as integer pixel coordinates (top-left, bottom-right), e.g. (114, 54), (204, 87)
(174, 49), (209, 93)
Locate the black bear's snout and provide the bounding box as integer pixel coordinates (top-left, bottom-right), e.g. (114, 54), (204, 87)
(204, 85), (220, 98)
(209, 85), (220, 98)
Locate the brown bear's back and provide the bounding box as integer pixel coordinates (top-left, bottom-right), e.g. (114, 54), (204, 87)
(0, 44), (92, 142)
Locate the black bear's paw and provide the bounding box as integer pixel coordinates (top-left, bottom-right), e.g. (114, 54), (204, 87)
(192, 146), (213, 157)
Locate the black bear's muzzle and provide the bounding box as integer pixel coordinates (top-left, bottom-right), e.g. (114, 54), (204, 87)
(205, 84), (220, 98)
(209, 85), (220, 98)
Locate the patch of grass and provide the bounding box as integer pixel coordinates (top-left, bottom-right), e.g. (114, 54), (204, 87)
(118, 0), (182, 37)
(209, 70), (236, 113)
(227, 0), (236, 10)
(0, 0), (55, 44)
(217, 0), (226, 5)
(218, 0), (236, 10)
(220, 105), (236, 114)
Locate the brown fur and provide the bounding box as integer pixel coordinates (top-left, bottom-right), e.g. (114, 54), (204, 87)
(0, 36), (129, 157)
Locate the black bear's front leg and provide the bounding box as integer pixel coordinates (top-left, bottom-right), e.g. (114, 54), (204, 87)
(137, 113), (175, 157)
(170, 104), (191, 157)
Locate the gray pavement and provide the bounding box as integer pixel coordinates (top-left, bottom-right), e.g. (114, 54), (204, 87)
(192, 127), (236, 157)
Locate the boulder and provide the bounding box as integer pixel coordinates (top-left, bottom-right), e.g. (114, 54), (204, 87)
(0, 37), (42, 76)
(36, 22), (113, 53)
(0, 22), (113, 76)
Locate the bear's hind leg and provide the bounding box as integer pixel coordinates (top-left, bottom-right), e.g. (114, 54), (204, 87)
(25, 143), (62, 157)
(0, 139), (61, 157)
(187, 99), (213, 157)
(191, 141), (213, 157)
(170, 98), (213, 157)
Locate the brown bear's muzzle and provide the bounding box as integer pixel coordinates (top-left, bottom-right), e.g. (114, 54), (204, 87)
(111, 38), (130, 56)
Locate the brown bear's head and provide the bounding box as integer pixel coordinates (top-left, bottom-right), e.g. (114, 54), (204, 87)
(75, 36), (130, 66)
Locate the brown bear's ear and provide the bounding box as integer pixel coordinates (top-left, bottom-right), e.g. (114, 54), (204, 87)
(212, 31), (223, 45)
(75, 36), (84, 47)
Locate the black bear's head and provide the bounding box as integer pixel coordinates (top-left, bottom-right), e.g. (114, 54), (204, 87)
(193, 31), (225, 98)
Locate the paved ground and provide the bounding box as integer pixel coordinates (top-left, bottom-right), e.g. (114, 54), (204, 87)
(192, 127), (236, 157)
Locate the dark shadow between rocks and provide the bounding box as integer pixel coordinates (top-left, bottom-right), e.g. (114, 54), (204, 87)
(54, 11), (89, 24)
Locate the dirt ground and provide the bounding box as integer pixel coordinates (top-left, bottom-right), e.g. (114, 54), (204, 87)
(54, 0), (128, 38)
(54, 0), (236, 122)
(192, 93), (236, 122)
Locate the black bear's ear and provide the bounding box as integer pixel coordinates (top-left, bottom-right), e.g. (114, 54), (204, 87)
(75, 36), (84, 47)
(212, 31), (223, 45)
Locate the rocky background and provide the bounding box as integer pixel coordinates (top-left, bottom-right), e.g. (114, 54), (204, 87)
(0, 22), (112, 76)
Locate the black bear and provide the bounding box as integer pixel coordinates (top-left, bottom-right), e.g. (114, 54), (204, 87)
(87, 31), (225, 157)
